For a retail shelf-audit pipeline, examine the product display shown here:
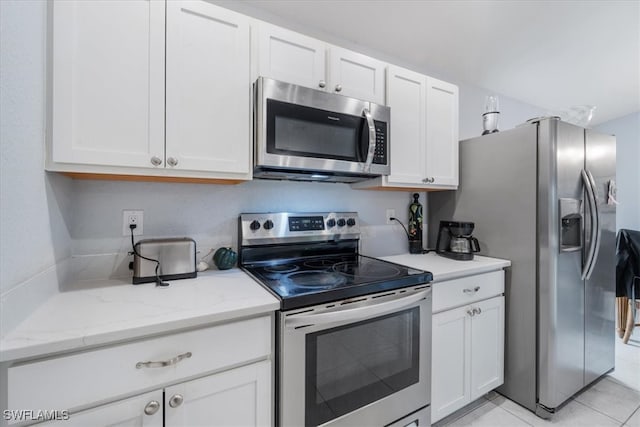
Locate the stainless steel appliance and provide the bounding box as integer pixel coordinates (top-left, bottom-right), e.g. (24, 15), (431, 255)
(428, 117), (616, 417)
(132, 237), (197, 284)
(254, 78), (390, 183)
(435, 220), (480, 261)
(239, 212), (433, 427)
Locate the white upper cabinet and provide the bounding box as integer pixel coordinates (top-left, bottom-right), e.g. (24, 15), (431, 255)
(254, 23), (386, 103)
(51, 0), (165, 168)
(385, 65), (426, 185)
(254, 22), (326, 90)
(165, 1), (251, 176)
(49, 0), (251, 182)
(327, 46), (386, 104)
(425, 77), (459, 187)
(352, 66), (459, 191)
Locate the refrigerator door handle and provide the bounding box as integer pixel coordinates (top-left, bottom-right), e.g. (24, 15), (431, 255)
(585, 169), (601, 279)
(581, 169), (600, 280)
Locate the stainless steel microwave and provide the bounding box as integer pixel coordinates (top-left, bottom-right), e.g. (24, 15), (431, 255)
(254, 77), (390, 183)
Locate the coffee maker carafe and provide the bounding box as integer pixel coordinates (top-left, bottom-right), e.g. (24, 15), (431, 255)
(436, 220), (480, 261)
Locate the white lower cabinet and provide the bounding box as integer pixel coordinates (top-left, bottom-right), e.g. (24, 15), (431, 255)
(431, 272), (505, 423)
(39, 390), (164, 427)
(46, 361), (271, 427)
(7, 316), (273, 427)
(165, 361), (271, 427)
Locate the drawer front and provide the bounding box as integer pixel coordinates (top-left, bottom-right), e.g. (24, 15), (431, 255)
(8, 315), (272, 414)
(432, 270), (504, 313)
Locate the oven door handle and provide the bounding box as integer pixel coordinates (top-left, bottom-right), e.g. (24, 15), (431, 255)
(362, 108), (376, 173)
(284, 290), (429, 329)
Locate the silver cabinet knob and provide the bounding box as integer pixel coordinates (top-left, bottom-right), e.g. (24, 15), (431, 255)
(166, 157), (178, 167)
(467, 309), (475, 317)
(150, 156), (162, 166)
(318, 80), (326, 88)
(335, 84), (342, 92)
(169, 394), (184, 408)
(144, 400), (160, 415)
(473, 307), (482, 315)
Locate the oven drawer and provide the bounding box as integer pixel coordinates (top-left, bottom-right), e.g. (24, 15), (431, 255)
(7, 315), (271, 413)
(432, 270), (504, 313)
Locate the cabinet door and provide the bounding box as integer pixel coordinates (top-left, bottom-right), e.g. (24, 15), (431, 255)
(425, 77), (459, 187)
(431, 306), (471, 423)
(165, 1), (251, 176)
(470, 296), (505, 399)
(165, 360), (272, 427)
(327, 46), (386, 104)
(40, 390), (163, 427)
(51, 0), (165, 168)
(385, 65), (426, 185)
(255, 22), (326, 90)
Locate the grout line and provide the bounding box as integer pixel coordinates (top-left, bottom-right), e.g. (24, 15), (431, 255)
(569, 397), (627, 425)
(621, 403), (640, 426)
(491, 403), (535, 427)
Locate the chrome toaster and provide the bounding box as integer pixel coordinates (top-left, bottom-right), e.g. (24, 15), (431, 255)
(132, 238), (197, 284)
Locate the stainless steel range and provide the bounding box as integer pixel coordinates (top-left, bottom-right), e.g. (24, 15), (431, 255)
(239, 212), (433, 427)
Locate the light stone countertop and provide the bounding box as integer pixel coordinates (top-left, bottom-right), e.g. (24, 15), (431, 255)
(0, 269), (279, 363)
(380, 252), (510, 282)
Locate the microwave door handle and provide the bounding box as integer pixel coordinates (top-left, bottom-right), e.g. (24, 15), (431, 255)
(362, 108), (376, 173)
(284, 290), (429, 329)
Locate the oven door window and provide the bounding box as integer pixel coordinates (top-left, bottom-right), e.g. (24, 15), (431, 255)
(266, 99), (368, 162)
(306, 308), (420, 426)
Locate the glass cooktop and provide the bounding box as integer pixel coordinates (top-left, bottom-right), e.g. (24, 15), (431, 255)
(243, 254), (432, 310)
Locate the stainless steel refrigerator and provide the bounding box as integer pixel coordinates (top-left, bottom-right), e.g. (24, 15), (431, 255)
(428, 117), (617, 418)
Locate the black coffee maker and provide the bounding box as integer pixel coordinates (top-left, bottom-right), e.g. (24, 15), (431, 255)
(436, 220), (480, 261)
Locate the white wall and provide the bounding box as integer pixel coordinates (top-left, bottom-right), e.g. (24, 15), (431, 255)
(0, 0), (74, 332)
(596, 112), (640, 231)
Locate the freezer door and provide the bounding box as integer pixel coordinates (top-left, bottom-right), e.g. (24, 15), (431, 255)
(584, 130), (616, 385)
(537, 119), (585, 412)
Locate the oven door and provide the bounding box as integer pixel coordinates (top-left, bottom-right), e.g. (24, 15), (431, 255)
(255, 77), (390, 177)
(279, 287), (431, 427)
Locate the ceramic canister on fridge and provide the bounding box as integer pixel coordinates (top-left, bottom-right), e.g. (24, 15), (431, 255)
(408, 193), (423, 254)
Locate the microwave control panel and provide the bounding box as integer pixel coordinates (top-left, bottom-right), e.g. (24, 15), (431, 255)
(373, 121), (387, 165)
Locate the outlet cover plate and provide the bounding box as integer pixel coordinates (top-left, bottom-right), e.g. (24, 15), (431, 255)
(123, 210), (144, 236)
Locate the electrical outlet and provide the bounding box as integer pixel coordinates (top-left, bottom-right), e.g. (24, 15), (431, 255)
(123, 210), (144, 236)
(386, 209), (396, 225)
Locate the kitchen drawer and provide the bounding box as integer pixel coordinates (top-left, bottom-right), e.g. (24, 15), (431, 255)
(432, 270), (504, 313)
(7, 315), (271, 413)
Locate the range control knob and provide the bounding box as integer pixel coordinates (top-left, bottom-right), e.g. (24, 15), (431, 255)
(249, 220), (261, 231)
(347, 218), (356, 227)
(337, 218), (346, 227)
(263, 220), (274, 230)
(326, 218), (336, 228)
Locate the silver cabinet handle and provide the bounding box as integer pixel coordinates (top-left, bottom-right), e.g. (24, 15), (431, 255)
(335, 84), (342, 92)
(422, 177), (435, 184)
(467, 309), (475, 317)
(318, 80), (326, 88)
(136, 351), (192, 369)
(463, 286), (480, 294)
(362, 108), (376, 173)
(169, 394), (184, 408)
(150, 156), (162, 166)
(473, 307), (482, 315)
(144, 400), (160, 415)
(166, 157), (179, 167)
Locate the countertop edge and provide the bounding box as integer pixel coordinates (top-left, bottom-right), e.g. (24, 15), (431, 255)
(0, 300), (279, 363)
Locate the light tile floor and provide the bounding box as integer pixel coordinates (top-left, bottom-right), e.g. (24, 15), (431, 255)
(435, 336), (640, 427)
